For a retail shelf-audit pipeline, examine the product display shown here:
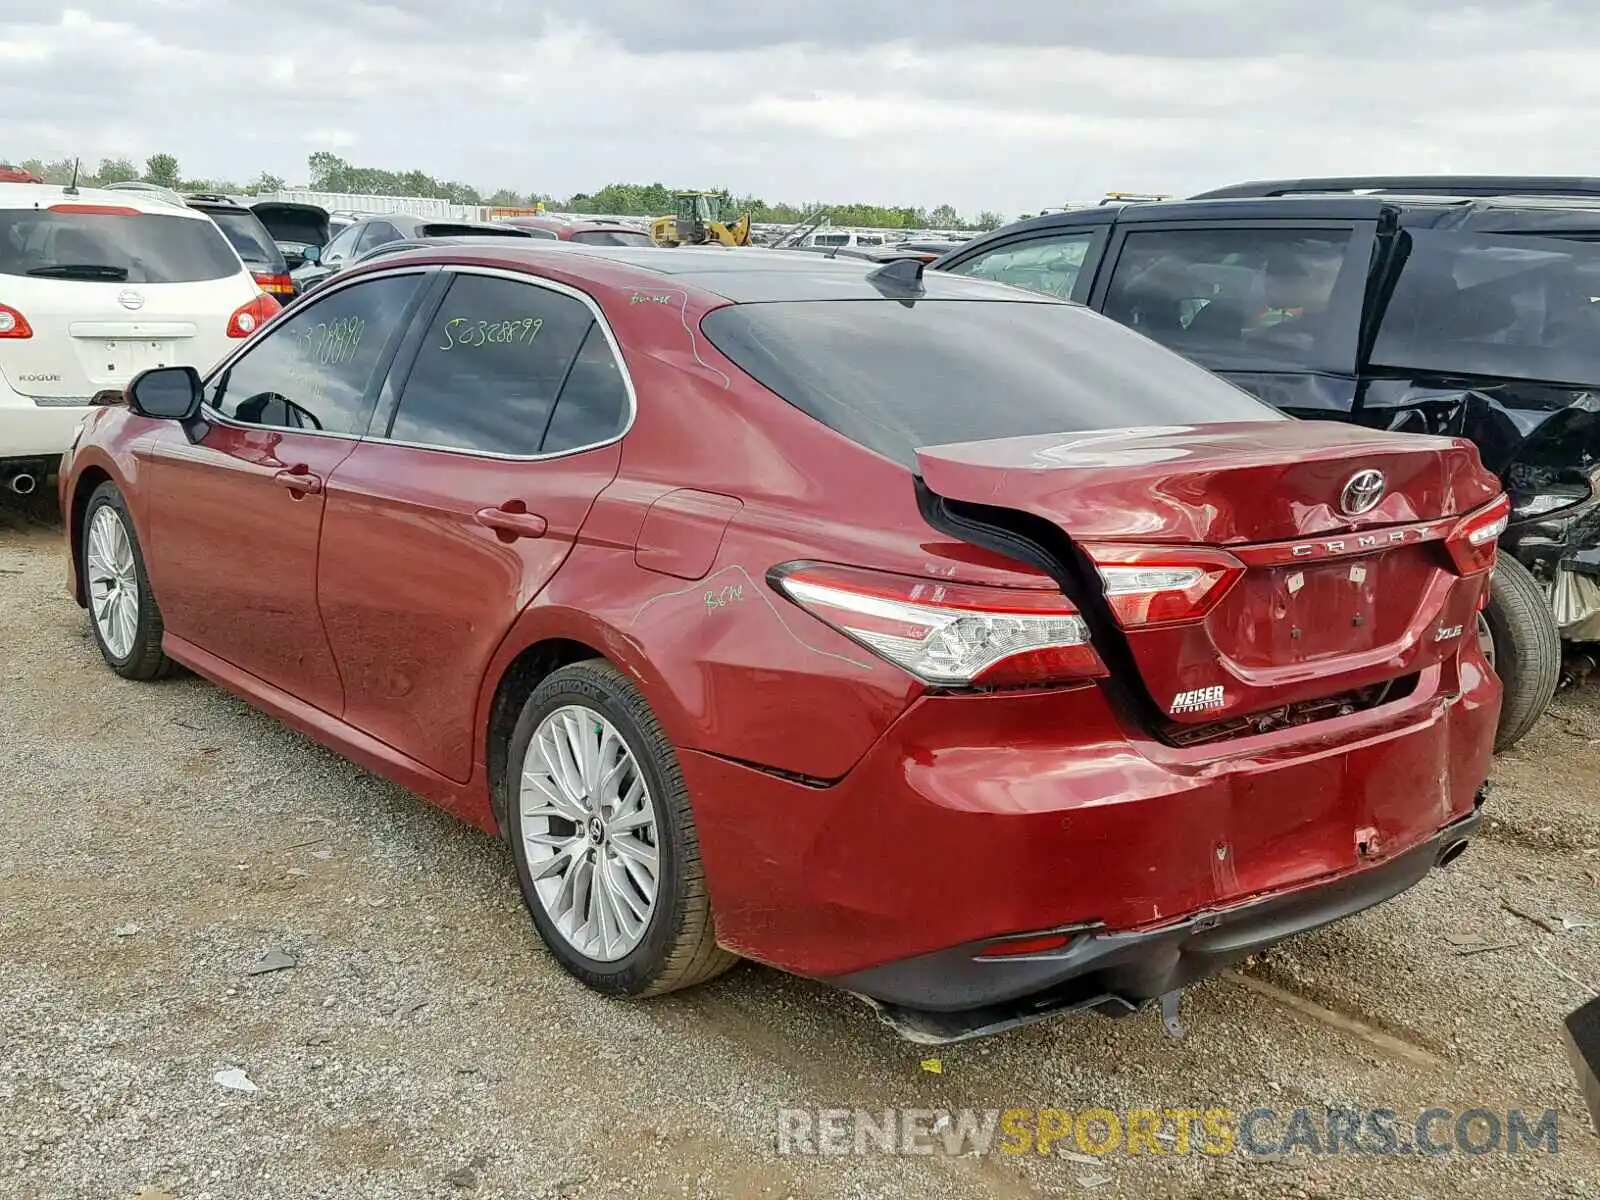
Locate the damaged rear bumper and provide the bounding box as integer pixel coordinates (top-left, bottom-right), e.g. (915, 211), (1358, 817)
(831, 807), (1483, 1044)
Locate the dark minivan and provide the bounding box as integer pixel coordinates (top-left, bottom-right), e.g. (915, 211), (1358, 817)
(935, 176), (1600, 749)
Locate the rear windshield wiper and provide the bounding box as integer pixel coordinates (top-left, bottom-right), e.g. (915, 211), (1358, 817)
(26, 264), (130, 281)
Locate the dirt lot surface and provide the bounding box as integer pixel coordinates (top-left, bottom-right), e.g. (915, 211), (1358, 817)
(3, 492), (1599, 1200)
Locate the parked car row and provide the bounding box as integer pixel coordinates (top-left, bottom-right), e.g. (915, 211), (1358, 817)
(933, 176), (1600, 750)
(57, 229), (1503, 1043)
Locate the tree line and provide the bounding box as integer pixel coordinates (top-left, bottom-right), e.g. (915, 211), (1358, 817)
(7, 152), (1007, 230)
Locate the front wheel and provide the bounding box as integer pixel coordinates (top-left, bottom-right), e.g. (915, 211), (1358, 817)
(1481, 550), (1560, 752)
(80, 481), (172, 681)
(506, 660), (736, 997)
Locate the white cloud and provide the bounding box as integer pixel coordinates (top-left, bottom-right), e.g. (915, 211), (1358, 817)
(3, 2), (1599, 218)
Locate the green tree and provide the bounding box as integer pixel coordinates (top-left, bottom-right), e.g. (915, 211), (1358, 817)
(96, 157), (139, 184)
(143, 153), (181, 188)
(251, 172), (285, 194)
(487, 188), (524, 207)
(974, 210), (1005, 231)
(929, 204), (960, 228)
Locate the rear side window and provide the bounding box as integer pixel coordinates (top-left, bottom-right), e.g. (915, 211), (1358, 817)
(208, 274), (422, 434)
(0, 208), (242, 283)
(701, 299), (1277, 468)
(569, 229), (655, 247)
(418, 223), (529, 239)
(1102, 227), (1357, 370)
(385, 273), (606, 455)
(944, 232), (1095, 300)
(203, 209), (285, 269)
(1372, 228), (1600, 386)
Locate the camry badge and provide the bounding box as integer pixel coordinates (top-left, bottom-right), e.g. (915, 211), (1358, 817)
(1339, 469), (1386, 516)
(116, 289), (145, 311)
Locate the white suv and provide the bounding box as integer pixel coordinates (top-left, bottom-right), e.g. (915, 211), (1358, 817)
(0, 182), (274, 495)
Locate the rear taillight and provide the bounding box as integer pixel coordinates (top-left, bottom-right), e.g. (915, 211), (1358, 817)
(227, 293), (280, 338)
(772, 562), (1106, 687)
(1444, 494), (1510, 575)
(0, 303), (32, 339)
(252, 271), (295, 297)
(1085, 545), (1244, 627)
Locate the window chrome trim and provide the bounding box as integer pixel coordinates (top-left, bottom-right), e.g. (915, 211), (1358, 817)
(359, 262), (639, 463)
(198, 267), (440, 442)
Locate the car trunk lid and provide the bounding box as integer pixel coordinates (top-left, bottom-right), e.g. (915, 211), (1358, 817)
(916, 420), (1503, 730)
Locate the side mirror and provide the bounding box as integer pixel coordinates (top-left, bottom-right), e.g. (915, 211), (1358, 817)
(299, 244), (321, 265)
(128, 366), (203, 421)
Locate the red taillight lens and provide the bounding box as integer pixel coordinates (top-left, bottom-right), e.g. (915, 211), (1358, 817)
(1444, 494), (1510, 575)
(227, 292), (280, 338)
(0, 302), (32, 338)
(1085, 545), (1245, 627)
(772, 562), (1106, 686)
(252, 271), (295, 297)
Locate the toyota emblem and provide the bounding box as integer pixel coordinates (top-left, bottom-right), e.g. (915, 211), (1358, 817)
(116, 289), (145, 311)
(1339, 469), (1386, 516)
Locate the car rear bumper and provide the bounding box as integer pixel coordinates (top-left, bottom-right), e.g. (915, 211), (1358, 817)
(679, 651), (1498, 997)
(0, 379), (89, 462)
(829, 806), (1481, 1042)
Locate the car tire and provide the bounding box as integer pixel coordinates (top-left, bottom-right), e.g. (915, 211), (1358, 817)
(1482, 550), (1560, 752)
(80, 481), (173, 681)
(506, 659), (736, 997)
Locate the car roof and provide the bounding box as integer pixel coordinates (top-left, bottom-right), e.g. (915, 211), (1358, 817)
(0, 181), (214, 218)
(1191, 175), (1600, 200)
(348, 242), (1056, 304)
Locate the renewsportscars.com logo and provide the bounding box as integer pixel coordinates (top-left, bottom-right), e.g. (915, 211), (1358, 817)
(776, 1106), (1561, 1158)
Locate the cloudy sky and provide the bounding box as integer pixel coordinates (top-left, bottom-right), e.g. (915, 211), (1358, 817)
(3, 1), (1598, 217)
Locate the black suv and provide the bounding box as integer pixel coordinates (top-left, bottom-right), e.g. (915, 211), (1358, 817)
(934, 176), (1600, 749)
(182, 194), (297, 300)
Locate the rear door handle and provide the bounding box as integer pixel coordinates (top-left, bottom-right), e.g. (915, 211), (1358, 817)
(475, 503), (548, 540)
(272, 468), (322, 495)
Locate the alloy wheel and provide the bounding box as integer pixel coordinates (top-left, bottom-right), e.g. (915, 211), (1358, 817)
(519, 705), (661, 962)
(86, 506), (139, 660)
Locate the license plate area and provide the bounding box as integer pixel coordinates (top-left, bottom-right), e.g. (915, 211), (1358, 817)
(1209, 548), (1431, 666)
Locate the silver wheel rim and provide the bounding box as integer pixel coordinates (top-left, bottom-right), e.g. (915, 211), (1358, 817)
(1476, 613), (1496, 669)
(86, 506), (139, 660)
(519, 705), (660, 962)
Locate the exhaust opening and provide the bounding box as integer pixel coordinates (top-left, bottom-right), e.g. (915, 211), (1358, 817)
(1436, 838), (1471, 868)
(6, 473), (37, 496)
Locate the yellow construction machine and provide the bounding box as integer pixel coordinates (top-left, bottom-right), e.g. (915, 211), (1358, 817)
(651, 191), (751, 247)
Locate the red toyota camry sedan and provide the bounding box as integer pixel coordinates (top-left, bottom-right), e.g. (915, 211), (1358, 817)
(58, 245), (1504, 1042)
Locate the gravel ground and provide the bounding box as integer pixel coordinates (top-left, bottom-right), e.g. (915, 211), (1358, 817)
(2, 491), (1599, 1200)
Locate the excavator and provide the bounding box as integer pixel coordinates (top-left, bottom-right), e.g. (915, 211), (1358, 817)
(651, 191), (751, 247)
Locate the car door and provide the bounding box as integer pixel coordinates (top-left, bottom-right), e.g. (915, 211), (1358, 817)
(143, 271), (431, 712)
(1090, 220), (1374, 418)
(939, 224), (1109, 302)
(316, 268), (632, 781)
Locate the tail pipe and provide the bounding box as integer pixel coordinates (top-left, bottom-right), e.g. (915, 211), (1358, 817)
(1436, 838), (1471, 868)
(6, 472), (37, 496)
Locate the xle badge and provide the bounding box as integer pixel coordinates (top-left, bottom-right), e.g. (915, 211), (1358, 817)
(1170, 685), (1226, 714)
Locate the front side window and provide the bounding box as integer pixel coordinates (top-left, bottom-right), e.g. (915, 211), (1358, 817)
(0, 209), (241, 283)
(320, 223), (361, 264)
(383, 273), (604, 455)
(1372, 228), (1600, 385)
(206, 274), (422, 434)
(1102, 227), (1356, 369)
(945, 232), (1095, 300)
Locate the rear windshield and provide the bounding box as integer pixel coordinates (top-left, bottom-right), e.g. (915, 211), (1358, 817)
(204, 208), (286, 269)
(701, 299), (1279, 467)
(1372, 229), (1600, 385)
(569, 229), (655, 247)
(0, 208), (242, 283)
(419, 223), (529, 239)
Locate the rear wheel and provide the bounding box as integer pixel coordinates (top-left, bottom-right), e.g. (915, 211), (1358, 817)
(1482, 550), (1560, 752)
(506, 660), (736, 997)
(80, 481), (172, 681)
